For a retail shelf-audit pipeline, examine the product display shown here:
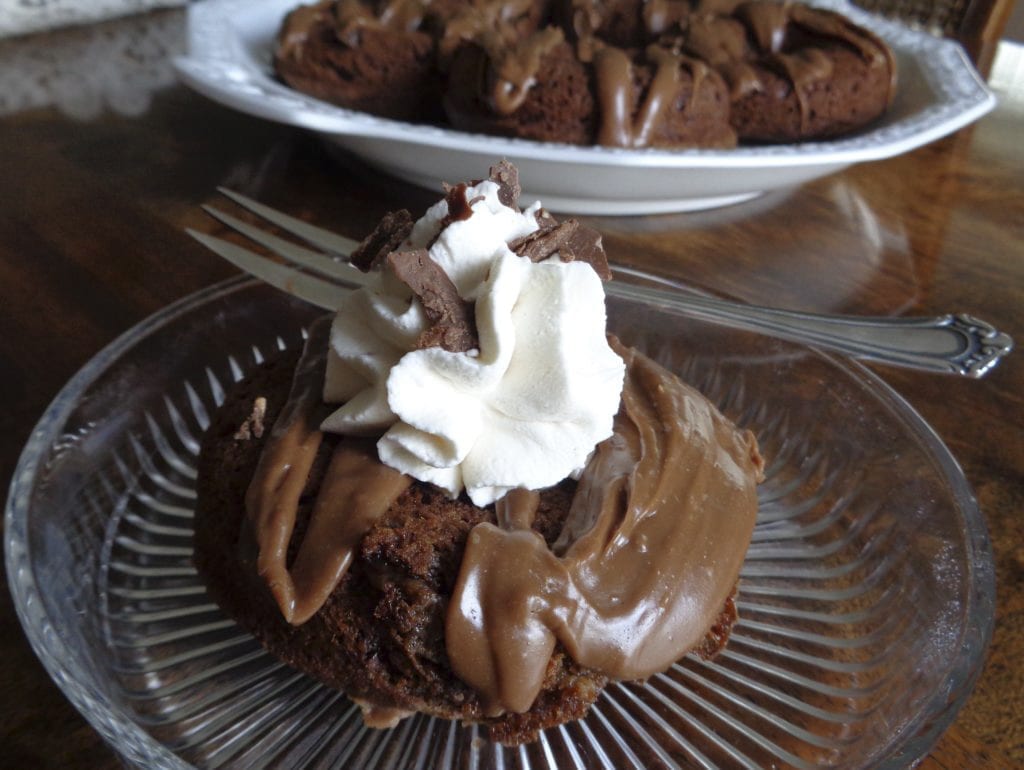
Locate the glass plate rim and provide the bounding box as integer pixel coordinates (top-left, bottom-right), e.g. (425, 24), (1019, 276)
(5, 275), (996, 769)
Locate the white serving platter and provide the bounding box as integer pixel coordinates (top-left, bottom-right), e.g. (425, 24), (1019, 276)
(175, 0), (996, 214)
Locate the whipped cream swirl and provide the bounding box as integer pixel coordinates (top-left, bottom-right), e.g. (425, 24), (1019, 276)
(320, 180), (625, 506)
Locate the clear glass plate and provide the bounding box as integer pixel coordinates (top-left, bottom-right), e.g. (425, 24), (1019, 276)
(173, 0), (996, 214)
(6, 277), (994, 769)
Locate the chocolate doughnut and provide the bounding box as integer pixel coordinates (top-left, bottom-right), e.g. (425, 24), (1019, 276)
(443, 30), (737, 148)
(192, 164), (766, 743)
(193, 328), (748, 745)
(273, 0), (442, 122)
(678, 1), (897, 141)
(442, 30), (598, 144)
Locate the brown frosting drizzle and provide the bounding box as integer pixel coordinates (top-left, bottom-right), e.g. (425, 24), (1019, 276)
(278, 0), (334, 60)
(594, 44), (708, 148)
(334, 0), (428, 44)
(739, 0), (789, 53)
(642, 0), (692, 37)
(445, 338), (764, 714)
(279, 0), (433, 54)
(481, 26), (565, 115)
(494, 487), (541, 531)
(438, 0), (541, 62)
(245, 317), (412, 625)
(680, 14), (762, 99)
(692, 0), (745, 13)
(738, 0), (834, 122)
(675, 0), (896, 122)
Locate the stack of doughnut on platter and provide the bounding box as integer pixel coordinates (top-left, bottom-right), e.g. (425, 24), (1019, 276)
(273, 0), (897, 147)
(194, 160), (767, 744)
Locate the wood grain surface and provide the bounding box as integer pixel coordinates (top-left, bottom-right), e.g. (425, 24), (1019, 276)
(1, 14), (1022, 769)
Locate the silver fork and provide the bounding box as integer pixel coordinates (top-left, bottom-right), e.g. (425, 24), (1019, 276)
(188, 189), (1013, 378)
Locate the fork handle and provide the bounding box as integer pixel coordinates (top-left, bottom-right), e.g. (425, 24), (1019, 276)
(606, 281), (1014, 378)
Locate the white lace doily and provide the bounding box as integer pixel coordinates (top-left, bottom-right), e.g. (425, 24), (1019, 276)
(0, 0), (187, 38)
(0, 8), (186, 118)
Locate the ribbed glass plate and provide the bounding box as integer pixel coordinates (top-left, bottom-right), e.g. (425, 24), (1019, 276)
(6, 277), (994, 769)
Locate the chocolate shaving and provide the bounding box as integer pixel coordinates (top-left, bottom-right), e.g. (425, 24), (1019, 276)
(489, 159), (521, 208)
(534, 207), (558, 228)
(350, 209), (414, 271)
(386, 249), (478, 353)
(509, 220), (580, 262)
(561, 221), (612, 280)
(509, 219), (612, 281)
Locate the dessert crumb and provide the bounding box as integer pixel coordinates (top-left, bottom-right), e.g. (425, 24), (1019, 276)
(234, 397), (267, 440)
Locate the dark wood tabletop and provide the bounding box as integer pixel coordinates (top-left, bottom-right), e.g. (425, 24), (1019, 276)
(1, 10), (1022, 769)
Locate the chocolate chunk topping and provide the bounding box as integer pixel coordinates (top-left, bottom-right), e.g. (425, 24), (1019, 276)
(350, 209), (415, 271)
(386, 249), (478, 352)
(509, 219), (612, 281)
(489, 159), (521, 208)
(509, 220), (580, 262)
(535, 207), (558, 228)
(561, 222), (612, 280)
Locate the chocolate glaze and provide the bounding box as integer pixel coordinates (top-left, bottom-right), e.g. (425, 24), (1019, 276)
(278, 0), (334, 59)
(495, 487), (541, 530)
(445, 337), (763, 714)
(680, 14), (762, 97)
(593, 43), (710, 148)
(482, 27), (566, 115)
(278, 0), (428, 54)
(643, 0), (691, 36)
(735, 1), (836, 129)
(245, 318), (412, 625)
(335, 0), (429, 44)
(682, 1), (897, 119)
(438, 0), (543, 61)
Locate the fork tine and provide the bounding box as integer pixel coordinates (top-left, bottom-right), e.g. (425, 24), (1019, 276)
(217, 187), (361, 258)
(202, 205), (370, 288)
(186, 229), (343, 310)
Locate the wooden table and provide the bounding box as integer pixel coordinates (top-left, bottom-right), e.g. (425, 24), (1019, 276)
(1, 11), (1022, 769)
